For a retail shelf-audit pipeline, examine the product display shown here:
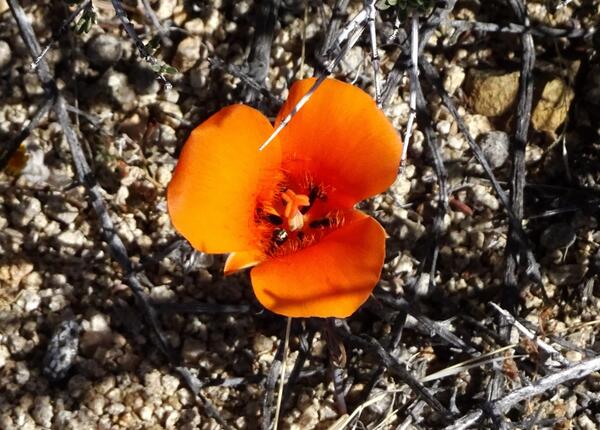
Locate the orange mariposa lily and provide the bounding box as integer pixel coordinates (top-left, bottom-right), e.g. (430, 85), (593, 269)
(167, 78), (402, 318)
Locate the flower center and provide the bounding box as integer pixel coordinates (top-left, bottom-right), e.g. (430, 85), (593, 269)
(255, 179), (342, 258)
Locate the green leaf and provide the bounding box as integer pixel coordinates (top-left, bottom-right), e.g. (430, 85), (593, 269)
(161, 65), (179, 75)
(73, 9), (97, 34)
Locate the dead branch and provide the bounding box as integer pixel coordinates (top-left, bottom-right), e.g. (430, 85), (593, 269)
(504, 0), (537, 302)
(377, 294), (478, 354)
(412, 57), (449, 294)
(444, 355), (600, 430)
(282, 326), (316, 411)
(243, 0), (282, 104)
(489, 302), (569, 367)
(418, 0), (458, 53)
(152, 301), (251, 315)
(333, 319), (453, 421)
(381, 0), (457, 106)
(320, 0), (350, 60)
(365, 0), (381, 105)
(258, 4), (369, 151)
(139, 0), (171, 47)
(448, 19), (593, 39)
(261, 326), (286, 430)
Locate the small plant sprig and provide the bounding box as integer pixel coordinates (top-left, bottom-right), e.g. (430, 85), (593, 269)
(64, 0), (96, 34)
(145, 35), (178, 76)
(110, 0), (176, 87)
(73, 4), (96, 34)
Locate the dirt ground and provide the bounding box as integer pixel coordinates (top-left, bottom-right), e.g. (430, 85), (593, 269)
(1, 0), (599, 429)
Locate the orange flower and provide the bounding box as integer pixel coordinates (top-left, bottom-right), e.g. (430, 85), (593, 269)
(167, 78), (402, 318)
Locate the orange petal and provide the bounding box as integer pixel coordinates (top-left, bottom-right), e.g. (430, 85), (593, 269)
(224, 251), (263, 275)
(168, 105), (281, 253)
(276, 78), (402, 206)
(250, 213), (386, 318)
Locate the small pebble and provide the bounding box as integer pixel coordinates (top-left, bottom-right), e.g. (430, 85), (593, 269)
(444, 64), (466, 95)
(161, 374), (180, 396)
(252, 334), (274, 355)
(576, 414), (597, 430)
(10, 196), (42, 228)
(0, 346), (9, 369)
(156, 0), (177, 19)
(478, 130), (510, 169)
(0, 39), (11, 70)
(31, 397), (53, 428)
(139, 405), (153, 421)
(8, 334), (27, 355)
(56, 230), (85, 249)
(43, 320), (81, 381)
(101, 71), (136, 111)
(436, 120), (452, 135)
(86, 34), (123, 69)
(172, 36), (202, 73)
(297, 405), (319, 429)
(164, 410), (180, 428)
(15, 361), (30, 384)
(106, 402), (125, 416)
(184, 18), (204, 34)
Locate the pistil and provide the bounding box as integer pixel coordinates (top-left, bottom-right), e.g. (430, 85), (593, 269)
(281, 189), (310, 231)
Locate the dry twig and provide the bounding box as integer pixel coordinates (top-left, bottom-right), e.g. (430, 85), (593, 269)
(243, 0), (282, 104)
(504, 0), (538, 302)
(489, 302), (569, 367)
(333, 319), (453, 421)
(444, 355), (600, 430)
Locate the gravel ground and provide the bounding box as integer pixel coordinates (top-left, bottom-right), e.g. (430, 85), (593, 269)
(1, 0), (600, 429)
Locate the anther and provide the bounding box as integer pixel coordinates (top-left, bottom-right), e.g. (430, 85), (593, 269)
(272, 229), (288, 245)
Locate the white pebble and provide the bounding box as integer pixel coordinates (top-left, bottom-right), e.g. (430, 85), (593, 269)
(161, 374), (180, 396)
(0, 346), (9, 369)
(139, 405), (153, 421)
(21, 289), (41, 312)
(31, 397), (53, 428)
(56, 230), (85, 248)
(11, 196), (41, 227)
(436, 120), (452, 135)
(443, 64), (465, 95)
(164, 410), (180, 429)
(0, 40), (11, 70)
(15, 362), (30, 384)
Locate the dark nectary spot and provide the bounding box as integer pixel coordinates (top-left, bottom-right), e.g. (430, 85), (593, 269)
(265, 213), (283, 225)
(309, 218), (331, 229)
